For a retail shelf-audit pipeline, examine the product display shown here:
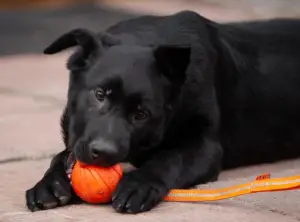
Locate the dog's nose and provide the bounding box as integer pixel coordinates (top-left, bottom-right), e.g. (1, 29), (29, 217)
(89, 139), (118, 160)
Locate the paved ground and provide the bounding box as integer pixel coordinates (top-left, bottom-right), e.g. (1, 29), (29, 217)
(0, 1), (300, 221)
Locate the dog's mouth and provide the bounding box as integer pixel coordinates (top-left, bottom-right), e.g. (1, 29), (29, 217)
(71, 140), (128, 167)
(77, 155), (122, 167)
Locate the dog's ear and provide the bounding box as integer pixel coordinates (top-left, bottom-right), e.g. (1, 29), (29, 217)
(44, 28), (102, 71)
(154, 45), (191, 85)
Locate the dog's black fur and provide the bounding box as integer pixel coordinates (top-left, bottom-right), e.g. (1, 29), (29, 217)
(26, 11), (300, 213)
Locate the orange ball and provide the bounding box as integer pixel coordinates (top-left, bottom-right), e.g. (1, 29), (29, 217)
(71, 161), (123, 204)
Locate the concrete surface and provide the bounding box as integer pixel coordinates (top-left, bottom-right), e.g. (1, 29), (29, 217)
(1, 1), (300, 221)
(0, 157), (299, 222)
(0, 54), (68, 161)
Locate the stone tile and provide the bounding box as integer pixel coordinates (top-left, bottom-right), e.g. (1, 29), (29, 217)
(0, 53), (68, 160)
(0, 94), (60, 118)
(1, 160), (299, 222)
(0, 108), (64, 161)
(0, 53), (69, 101)
(0, 160), (166, 222)
(200, 162), (300, 219)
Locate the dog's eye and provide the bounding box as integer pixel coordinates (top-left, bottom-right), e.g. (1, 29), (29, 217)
(94, 89), (105, 101)
(134, 110), (149, 121)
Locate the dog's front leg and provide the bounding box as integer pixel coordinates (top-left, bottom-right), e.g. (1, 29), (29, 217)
(112, 136), (223, 213)
(26, 150), (76, 211)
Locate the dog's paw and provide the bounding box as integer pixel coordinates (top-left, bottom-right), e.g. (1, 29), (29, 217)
(26, 170), (73, 212)
(112, 171), (168, 213)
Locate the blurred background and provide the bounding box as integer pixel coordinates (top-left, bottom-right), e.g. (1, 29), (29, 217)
(1, 0), (300, 56)
(0, 0), (300, 169)
(0, 2), (300, 221)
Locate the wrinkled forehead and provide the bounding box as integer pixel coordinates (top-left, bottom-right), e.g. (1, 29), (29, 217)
(86, 45), (158, 99)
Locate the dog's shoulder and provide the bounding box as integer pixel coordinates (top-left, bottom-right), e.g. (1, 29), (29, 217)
(106, 10), (201, 34)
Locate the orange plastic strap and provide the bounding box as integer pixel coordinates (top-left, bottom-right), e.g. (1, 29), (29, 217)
(164, 173), (300, 202)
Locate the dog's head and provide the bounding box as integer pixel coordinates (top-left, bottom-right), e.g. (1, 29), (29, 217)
(45, 29), (191, 166)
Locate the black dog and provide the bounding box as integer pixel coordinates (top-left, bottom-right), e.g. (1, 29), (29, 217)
(26, 11), (300, 213)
